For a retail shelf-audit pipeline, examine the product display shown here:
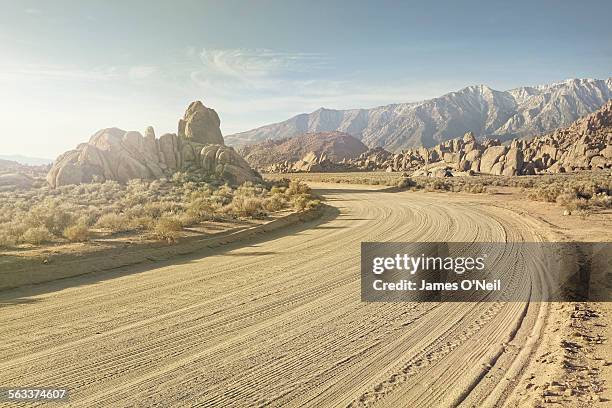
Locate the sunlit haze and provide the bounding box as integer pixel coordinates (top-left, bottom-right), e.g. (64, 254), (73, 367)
(1, 0), (611, 159)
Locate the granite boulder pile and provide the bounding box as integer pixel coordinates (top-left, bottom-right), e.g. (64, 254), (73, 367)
(47, 102), (261, 187)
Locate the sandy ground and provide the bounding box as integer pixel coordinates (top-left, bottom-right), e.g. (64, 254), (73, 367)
(0, 183), (609, 407)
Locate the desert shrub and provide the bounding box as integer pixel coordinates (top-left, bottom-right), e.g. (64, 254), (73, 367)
(291, 194), (320, 212)
(80, 207), (102, 226)
(590, 193), (612, 208)
(527, 185), (562, 202)
(3, 221), (28, 240)
(463, 183), (487, 194)
(423, 179), (452, 191)
(264, 193), (287, 212)
(129, 215), (156, 230)
(26, 200), (75, 235)
(95, 213), (130, 233)
(141, 202), (176, 218)
(211, 185), (234, 206)
(63, 223), (90, 242)
(177, 212), (199, 227)
(171, 171), (190, 185)
(187, 190), (218, 220)
(397, 177), (416, 189)
(22, 226), (53, 245)
(270, 185), (285, 195)
(0, 230), (17, 248)
(286, 180), (311, 196)
(153, 216), (183, 242)
(228, 196), (267, 218)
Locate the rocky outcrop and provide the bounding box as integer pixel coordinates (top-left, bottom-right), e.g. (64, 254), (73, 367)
(383, 101), (612, 176)
(178, 101), (224, 145)
(265, 146), (397, 174)
(200, 144), (259, 185)
(267, 151), (353, 173)
(262, 100), (612, 177)
(47, 102), (260, 187)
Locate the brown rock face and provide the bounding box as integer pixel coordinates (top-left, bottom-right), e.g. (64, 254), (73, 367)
(178, 101), (224, 145)
(240, 131), (368, 170)
(47, 102), (260, 187)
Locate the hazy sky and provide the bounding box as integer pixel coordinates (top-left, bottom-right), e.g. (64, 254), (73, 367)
(1, 0), (611, 158)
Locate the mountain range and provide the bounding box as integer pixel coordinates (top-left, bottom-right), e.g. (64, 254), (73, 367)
(0, 154), (53, 166)
(225, 78), (612, 152)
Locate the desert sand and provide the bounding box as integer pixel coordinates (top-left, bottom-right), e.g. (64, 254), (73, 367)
(0, 183), (609, 407)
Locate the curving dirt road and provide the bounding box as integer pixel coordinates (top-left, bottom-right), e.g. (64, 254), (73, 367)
(0, 184), (556, 407)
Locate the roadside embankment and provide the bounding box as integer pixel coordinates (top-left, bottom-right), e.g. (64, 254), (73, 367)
(0, 205), (325, 291)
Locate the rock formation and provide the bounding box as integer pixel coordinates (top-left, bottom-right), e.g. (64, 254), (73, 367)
(178, 101), (224, 145)
(263, 100), (612, 176)
(265, 147), (393, 174)
(47, 102), (260, 187)
(240, 131), (368, 170)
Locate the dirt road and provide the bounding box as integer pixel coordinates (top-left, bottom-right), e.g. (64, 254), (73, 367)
(0, 184), (555, 407)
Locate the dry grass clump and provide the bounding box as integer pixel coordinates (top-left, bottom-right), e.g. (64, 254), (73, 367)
(63, 223), (90, 242)
(95, 213), (130, 233)
(153, 216), (184, 242)
(525, 174), (612, 212)
(268, 170), (611, 213)
(265, 172), (404, 187)
(397, 177), (417, 189)
(22, 226), (53, 245)
(0, 172), (320, 249)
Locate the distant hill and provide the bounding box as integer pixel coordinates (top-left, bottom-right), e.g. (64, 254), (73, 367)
(0, 155), (53, 166)
(0, 158), (20, 170)
(239, 131), (368, 169)
(226, 77), (612, 152)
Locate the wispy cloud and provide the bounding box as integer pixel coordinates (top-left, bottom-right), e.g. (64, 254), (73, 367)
(0, 64), (120, 82)
(199, 48), (328, 80)
(128, 65), (159, 80)
(189, 48), (333, 99)
(187, 48), (456, 116)
(0, 63), (165, 84)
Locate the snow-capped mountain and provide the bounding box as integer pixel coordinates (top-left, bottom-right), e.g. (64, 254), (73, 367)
(225, 78), (612, 152)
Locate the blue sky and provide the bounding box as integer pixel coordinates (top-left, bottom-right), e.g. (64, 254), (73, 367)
(1, 0), (611, 158)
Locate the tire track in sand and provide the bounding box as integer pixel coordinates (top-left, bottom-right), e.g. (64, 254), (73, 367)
(0, 184), (551, 407)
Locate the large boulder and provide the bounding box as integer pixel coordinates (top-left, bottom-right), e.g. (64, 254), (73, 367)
(47, 102), (260, 187)
(178, 101), (224, 145)
(479, 145), (508, 174)
(504, 148), (524, 175)
(201, 144), (261, 184)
